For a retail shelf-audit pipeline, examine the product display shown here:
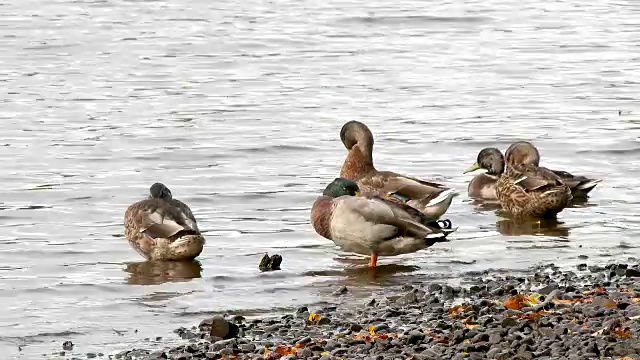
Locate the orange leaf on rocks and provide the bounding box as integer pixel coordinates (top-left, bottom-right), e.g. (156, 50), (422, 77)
(551, 299), (573, 305)
(583, 288), (607, 296)
(448, 305), (465, 316)
(275, 346), (297, 355)
(613, 327), (632, 339)
(504, 294), (526, 310)
(632, 297), (640, 304)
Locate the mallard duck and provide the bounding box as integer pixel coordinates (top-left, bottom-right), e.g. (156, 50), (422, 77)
(465, 148), (505, 201)
(464, 148), (572, 218)
(465, 142), (601, 201)
(505, 141), (602, 199)
(124, 183), (205, 261)
(310, 177), (456, 267)
(339, 120), (457, 220)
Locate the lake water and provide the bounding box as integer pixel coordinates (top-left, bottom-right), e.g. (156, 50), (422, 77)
(1, 0), (639, 357)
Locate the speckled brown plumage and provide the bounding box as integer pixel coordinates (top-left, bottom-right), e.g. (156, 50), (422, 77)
(505, 141), (602, 199)
(124, 183), (205, 261)
(496, 163), (572, 218)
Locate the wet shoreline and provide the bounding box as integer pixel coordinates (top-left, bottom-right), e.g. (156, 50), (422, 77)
(98, 259), (640, 360)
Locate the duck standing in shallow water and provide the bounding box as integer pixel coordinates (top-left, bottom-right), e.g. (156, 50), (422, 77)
(339, 120), (457, 220)
(124, 183), (205, 261)
(311, 178), (456, 268)
(464, 148), (572, 219)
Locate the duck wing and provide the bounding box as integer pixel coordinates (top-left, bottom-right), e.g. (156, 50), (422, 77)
(511, 164), (564, 192)
(127, 199), (198, 240)
(340, 195), (448, 240)
(543, 167), (602, 193)
(171, 198), (200, 232)
(360, 172), (456, 209)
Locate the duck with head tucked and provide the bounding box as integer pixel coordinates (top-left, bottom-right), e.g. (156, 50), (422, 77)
(124, 183), (205, 261)
(339, 120), (458, 221)
(311, 178), (456, 268)
(464, 148), (572, 219)
(465, 142), (601, 201)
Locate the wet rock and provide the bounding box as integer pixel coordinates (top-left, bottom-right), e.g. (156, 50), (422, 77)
(62, 341), (74, 351)
(537, 284), (558, 295)
(258, 253), (282, 272)
(406, 330), (425, 345)
(296, 306), (309, 314)
(396, 291), (418, 305)
(209, 317), (239, 340)
(333, 286), (349, 296)
(626, 268), (640, 277)
(577, 264), (588, 271)
(502, 318), (518, 327)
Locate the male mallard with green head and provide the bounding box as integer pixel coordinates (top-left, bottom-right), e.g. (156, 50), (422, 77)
(124, 183), (205, 261)
(464, 148), (572, 218)
(339, 120), (457, 220)
(310, 178), (456, 268)
(465, 142), (601, 201)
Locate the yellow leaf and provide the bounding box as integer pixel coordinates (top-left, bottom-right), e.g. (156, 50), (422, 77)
(336, 333), (345, 338)
(525, 293), (542, 305)
(464, 324), (479, 329)
(308, 313), (321, 322)
(320, 352), (329, 356)
(630, 315), (640, 320)
(263, 346), (272, 354)
(632, 298), (640, 304)
(368, 325), (376, 335)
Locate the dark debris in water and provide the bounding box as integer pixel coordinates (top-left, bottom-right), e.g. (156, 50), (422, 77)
(62, 340), (73, 351)
(108, 260), (640, 360)
(258, 253), (282, 272)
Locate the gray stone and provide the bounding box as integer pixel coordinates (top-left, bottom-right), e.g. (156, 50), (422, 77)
(501, 318), (518, 327)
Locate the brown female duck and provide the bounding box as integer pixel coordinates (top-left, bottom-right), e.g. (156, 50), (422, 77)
(464, 148), (573, 218)
(311, 178), (456, 267)
(339, 120), (457, 220)
(465, 141), (601, 201)
(505, 141), (602, 199)
(124, 183), (205, 260)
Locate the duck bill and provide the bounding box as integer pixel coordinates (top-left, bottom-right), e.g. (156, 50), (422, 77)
(463, 162), (481, 174)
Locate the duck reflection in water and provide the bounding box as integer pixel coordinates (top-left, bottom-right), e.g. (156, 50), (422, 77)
(305, 255), (420, 283)
(495, 214), (570, 237)
(125, 260), (203, 285)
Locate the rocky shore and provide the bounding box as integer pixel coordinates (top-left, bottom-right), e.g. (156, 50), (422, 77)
(112, 260), (640, 360)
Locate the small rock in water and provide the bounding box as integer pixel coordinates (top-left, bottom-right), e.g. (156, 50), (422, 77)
(333, 286), (348, 296)
(259, 253), (282, 272)
(209, 316), (239, 339)
(625, 268), (640, 277)
(576, 263), (588, 271)
(62, 341), (74, 351)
